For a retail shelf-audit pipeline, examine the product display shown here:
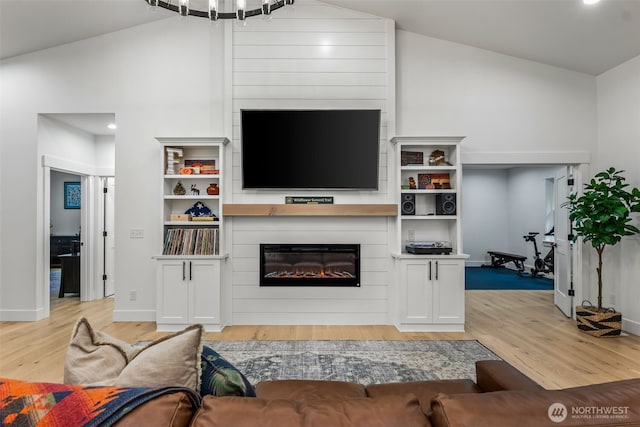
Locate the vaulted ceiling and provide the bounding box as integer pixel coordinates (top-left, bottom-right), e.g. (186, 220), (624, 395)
(1, 0), (639, 76)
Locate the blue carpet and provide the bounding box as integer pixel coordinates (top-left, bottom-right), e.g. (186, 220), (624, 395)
(465, 266), (553, 290)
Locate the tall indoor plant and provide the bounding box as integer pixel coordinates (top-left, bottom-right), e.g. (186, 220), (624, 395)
(566, 167), (640, 336)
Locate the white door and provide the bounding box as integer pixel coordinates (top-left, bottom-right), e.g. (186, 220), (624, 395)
(554, 166), (572, 317)
(104, 177), (115, 297)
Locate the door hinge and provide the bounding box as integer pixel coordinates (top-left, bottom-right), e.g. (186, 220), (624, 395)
(568, 234), (574, 241)
(567, 178), (574, 186)
(102, 274), (108, 281)
(103, 187), (108, 194)
(568, 289), (575, 296)
(103, 231), (108, 237)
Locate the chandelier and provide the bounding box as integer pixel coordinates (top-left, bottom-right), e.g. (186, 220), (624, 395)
(145, 0), (295, 21)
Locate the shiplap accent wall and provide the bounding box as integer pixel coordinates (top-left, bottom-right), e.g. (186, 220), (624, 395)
(228, 2), (394, 325)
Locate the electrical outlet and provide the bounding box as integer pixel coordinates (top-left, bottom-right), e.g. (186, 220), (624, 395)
(129, 228), (144, 239)
(129, 290), (137, 301)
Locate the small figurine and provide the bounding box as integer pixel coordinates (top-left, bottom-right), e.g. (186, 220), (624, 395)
(191, 184), (200, 196)
(173, 181), (186, 195)
(408, 176), (417, 189)
(429, 149), (452, 166)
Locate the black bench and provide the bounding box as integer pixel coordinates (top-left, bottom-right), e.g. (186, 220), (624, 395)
(486, 251), (527, 273)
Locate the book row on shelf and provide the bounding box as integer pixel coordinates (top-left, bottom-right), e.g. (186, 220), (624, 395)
(163, 227), (219, 256)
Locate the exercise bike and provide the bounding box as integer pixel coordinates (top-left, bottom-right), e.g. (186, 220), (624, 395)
(523, 231), (555, 277)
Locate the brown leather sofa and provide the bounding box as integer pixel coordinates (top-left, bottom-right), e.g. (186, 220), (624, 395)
(111, 360), (640, 427)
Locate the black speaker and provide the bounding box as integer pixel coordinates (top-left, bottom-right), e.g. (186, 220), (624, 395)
(436, 193), (456, 215)
(401, 193), (415, 215)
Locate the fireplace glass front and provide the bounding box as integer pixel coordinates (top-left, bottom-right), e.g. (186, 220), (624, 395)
(260, 244), (360, 287)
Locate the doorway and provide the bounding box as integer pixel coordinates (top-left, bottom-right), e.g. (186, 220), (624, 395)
(461, 159), (587, 319)
(38, 113), (116, 318)
(50, 170), (82, 301)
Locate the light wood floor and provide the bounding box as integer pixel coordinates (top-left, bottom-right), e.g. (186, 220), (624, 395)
(1, 290), (639, 389)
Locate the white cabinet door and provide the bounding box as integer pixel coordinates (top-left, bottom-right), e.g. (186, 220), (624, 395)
(399, 259), (434, 324)
(398, 257), (465, 328)
(432, 259), (465, 324)
(157, 260), (190, 325)
(189, 260), (221, 325)
(156, 259), (221, 329)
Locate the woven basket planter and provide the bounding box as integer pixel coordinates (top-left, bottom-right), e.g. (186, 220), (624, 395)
(576, 305), (622, 337)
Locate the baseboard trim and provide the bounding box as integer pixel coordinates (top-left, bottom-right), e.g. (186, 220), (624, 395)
(0, 307), (46, 322)
(623, 317), (640, 336)
(112, 309), (155, 322)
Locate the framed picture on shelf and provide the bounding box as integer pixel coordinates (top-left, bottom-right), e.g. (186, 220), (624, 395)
(64, 182), (81, 209)
(401, 151), (424, 166)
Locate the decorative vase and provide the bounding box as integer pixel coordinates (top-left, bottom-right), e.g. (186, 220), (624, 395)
(576, 305), (622, 337)
(206, 183), (219, 195)
(173, 181), (186, 196)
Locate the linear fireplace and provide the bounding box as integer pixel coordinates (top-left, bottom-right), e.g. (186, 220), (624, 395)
(260, 244), (360, 287)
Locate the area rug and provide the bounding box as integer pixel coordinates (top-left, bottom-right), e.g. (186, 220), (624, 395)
(466, 266), (554, 290)
(204, 340), (501, 385)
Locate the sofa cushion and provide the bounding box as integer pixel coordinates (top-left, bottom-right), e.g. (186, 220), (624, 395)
(64, 317), (203, 393)
(474, 360), (544, 392)
(113, 391), (197, 427)
(191, 394), (431, 427)
(255, 379), (366, 400)
(430, 378), (640, 427)
(200, 344), (256, 397)
(366, 379), (480, 414)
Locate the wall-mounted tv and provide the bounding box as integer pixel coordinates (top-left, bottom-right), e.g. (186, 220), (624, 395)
(241, 109), (381, 190)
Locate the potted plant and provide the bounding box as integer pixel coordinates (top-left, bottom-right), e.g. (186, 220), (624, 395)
(566, 167), (640, 336)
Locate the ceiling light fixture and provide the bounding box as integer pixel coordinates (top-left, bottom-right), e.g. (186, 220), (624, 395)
(107, 123), (117, 130)
(145, 0), (294, 21)
(583, 0), (600, 5)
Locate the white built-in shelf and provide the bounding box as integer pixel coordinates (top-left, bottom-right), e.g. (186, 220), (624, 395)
(164, 195), (221, 200)
(400, 189), (456, 194)
(164, 221), (220, 226)
(401, 215), (457, 220)
(400, 166), (456, 171)
(164, 174), (220, 179)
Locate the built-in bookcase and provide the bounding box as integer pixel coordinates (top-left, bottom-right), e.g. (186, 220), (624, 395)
(390, 136), (468, 332)
(154, 137), (229, 332)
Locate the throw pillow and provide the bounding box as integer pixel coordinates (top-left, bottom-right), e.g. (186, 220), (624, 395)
(116, 324), (203, 393)
(200, 344), (256, 397)
(64, 317), (140, 385)
(64, 317), (204, 394)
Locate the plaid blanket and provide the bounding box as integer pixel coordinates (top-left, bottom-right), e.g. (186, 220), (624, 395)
(0, 378), (200, 427)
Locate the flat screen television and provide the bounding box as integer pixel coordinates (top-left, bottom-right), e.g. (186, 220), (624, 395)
(241, 109), (381, 190)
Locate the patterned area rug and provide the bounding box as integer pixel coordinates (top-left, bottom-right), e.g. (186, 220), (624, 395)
(206, 340), (501, 385)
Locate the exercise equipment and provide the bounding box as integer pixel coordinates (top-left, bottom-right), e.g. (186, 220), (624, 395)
(523, 231), (555, 277)
(485, 251), (527, 273)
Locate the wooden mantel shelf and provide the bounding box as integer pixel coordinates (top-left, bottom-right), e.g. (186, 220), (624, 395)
(223, 204), (398, 217)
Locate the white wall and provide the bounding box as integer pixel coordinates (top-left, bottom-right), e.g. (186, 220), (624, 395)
(228, 3), (394, 324)
(461, 169), (509, 266)
(506, 167), (557, 265)
(0, 17), (226, 320)
(395, 30), (597, 155)
(595, 55), (640, 335)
